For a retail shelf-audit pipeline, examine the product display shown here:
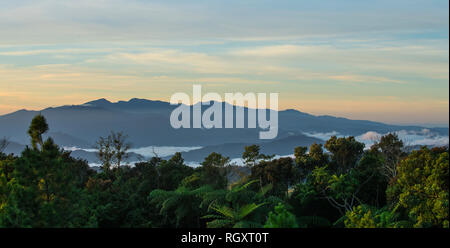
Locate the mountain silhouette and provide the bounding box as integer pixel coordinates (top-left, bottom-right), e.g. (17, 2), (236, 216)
(0, 98), (447, 162)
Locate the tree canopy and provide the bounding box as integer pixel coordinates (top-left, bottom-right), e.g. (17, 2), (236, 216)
(0, 114), (448, 228)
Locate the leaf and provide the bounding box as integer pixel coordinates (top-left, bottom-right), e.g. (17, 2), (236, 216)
(237, 203), (267, 220)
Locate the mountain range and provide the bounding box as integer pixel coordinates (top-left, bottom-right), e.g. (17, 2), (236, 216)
(0, 98), (448, 164)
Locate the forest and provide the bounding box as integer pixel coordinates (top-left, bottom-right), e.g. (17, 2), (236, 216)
(0, 114), (448, 228)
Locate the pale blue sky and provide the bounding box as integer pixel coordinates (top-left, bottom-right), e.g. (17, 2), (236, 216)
(0, 0), (448, 126)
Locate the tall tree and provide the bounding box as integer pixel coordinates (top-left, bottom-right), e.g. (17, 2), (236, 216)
(309, 143), (328, 165)
(96, 135), (115, 171)
(158, 153), (194, 190)
(294, 143), (328, 179)
(324, 136), (365, 174)
(251, 157), (297, 197)
(387, 147), (449, 228)
(199, 152), (230, 189)
(370, 133), (406, 181)
(242, 145), (261, 167)
(96, 131), (131, 170)
(111, 132), (131, 167)
(242, 145), (273, 167)
(27, 114), (49, 150)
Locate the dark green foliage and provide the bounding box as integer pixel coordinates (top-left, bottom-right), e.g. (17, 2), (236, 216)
(352, 151), (388, 208)
(250, 157), (298, 197)
(202, 180), (279, 228)
(27, 114), (49, 150)
(158, 152), (194, 190)
(242, 145), (274, 167)
(370, 133), (406, 181)
(198, 152), (229, 189)
(386, 147), (449, 227)
(149, 186), (214, 228)
(0, 115), (448, 228)
(0, 137), (95, 227)
(294, 143), (329, 179)
(264, 203), (299, 228)
(325, 136), (365, 174)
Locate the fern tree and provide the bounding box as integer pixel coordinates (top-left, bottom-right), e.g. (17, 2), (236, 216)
(204, 202), (267, 228)
(149, 185), (214, 228)
(202, 180), (278, 228)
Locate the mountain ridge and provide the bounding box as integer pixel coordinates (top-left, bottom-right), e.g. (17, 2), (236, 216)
(1, 98), (448, 162)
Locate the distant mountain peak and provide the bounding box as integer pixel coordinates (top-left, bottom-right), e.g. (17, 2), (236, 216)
(284, 109), (300, 113)
(282, 108), (312, 116)
(128, 98), (146, 102)
(83, 98), (112, 106)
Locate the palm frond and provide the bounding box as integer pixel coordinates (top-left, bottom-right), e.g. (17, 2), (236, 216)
(210, 205), (235, 219)
(232, 179), (259, 192)
(237, 203), (267, 219)
(257, 183), (273, 197)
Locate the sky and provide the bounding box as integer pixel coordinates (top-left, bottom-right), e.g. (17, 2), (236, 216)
(0, 0), (448, 126)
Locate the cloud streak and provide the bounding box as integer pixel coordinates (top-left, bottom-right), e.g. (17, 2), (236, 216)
(303, 129), (449, 148)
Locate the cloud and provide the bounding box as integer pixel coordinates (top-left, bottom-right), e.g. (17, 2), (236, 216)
(64, 145), (203, 158)
(302, 131), (340, 141)
(303, 130), (449, 148)
(98, 50), (232, 74)
(328, 75), (406, 84)
(359, 131), (382, 141)
(394, 129), (450, 147)
(230, 45), (311, 57)
(0, 48), (118, 56)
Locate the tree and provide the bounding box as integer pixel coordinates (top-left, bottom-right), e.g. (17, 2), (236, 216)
(27, 114), (49, 150)
(344, 205), (407, 228)
(308, 166), (359, 215)
(202, 152), (230, 168)
(370, 133), (406, 181)
(290, 182), (339, 227)
(324, 136), (365, 174)
(199, 152), (230, 189)
(2, 137), (92, 227)
(149, 186), (214, 228)
(251, 157), (297, 197)
(202, 180), (276, 228)
(294, 143), (328, 179)
(158, 153), (194, 190)
(387, 147), (449, 228)
(111, 132), (131, 167)
(294, 146), (310, 179)
(96, 131), (131, 170)
(242, 145), (261, 167)
(264, 203), (298, 228)
(353, 152), (388, 208)
(306, 160), (383, 217)
(205, 202), (267, 228)
(309, 143), (328, 165)
(242, 145), (273, 167)
(294, 146), (308, 166)
(96, 135), (115, 171)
